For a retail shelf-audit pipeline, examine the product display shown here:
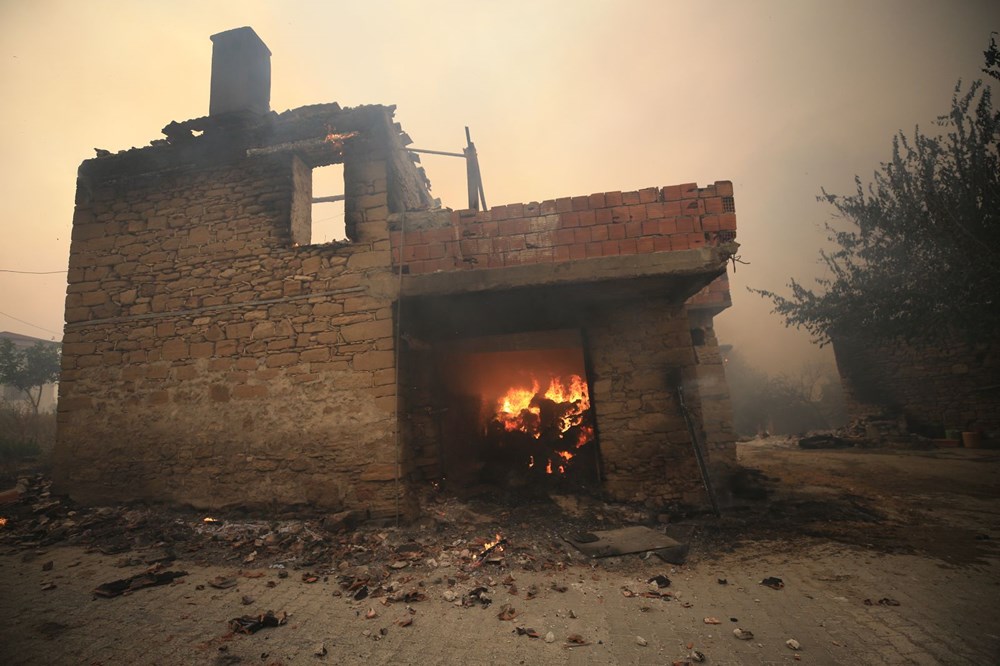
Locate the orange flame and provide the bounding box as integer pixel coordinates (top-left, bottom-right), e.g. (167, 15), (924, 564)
(492, 374), (593, 476)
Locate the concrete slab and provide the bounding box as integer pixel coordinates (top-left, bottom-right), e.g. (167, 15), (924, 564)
(565, 525), (683, 558)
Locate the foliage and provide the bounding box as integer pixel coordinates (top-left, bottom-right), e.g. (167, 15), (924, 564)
(755, 37), (1000, 345)
(0, 339), (61, 414)
(725, 351), (846, 436)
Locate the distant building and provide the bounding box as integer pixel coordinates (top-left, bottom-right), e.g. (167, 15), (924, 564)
(0, 331), (60, 413)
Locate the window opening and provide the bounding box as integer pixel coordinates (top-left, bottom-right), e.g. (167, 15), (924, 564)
(311, 164), (346, 243)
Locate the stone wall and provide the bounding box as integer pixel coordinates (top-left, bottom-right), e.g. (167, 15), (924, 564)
(54, 107), (414, 518)
(833, 336), (1000, 438)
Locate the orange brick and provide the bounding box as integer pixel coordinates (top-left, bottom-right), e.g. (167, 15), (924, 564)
(622, 191), (641, 205)
(658, 218), (678, 235)
(636, 237), (655, 253)
(689, 233), (706, 247)
(591, 226), (609, 242)
(555, 245), (571, 261)
(715, 181), (734, 197)
(413, 244), (429, 260)
(619, 238), (637, 254)
(697, 184), (718, 198)
(574, 228), (591, 244)
(605, 191), (623, 206)
(571, 195), (590, 211)
(491, 205), (509, 221)
(555, 197), (573, 213)
(630, 205), (647, 222)
(608, 224), (626, 240)
(507, 202), (524, 217)
(662, 185), (683, 201)
(670, 236), (690, 250)
(720, 213), (737, 230)
(555, 228), (575, 245)
(626, 220), (644, 237)
(684, 199), (705, 215)
(595, 208), (613, 225)
(654, 237), (672, 251)
(705, 197), (723, 214)
(641, 220), (659, 235)
(588, 192), (607, 208)
(500, 218), (529, 235)
(481, 221), (499, 236)
(638, 187), (659, 203)
(578, 210), (596, 226)
(427, 243), (446, 259)
(611, 206), (631, 223)
(602, 240), (620, 255)
(664, 201), (682, 216)
(569, 244), (587, 259)
(561, 212), (580, 227)
(646, 202), (666, 219)
(680, 183), (699, 198)
(585, 242), (603, 257)
(702, 215), (721, 232)
(540, 200), (558, 215)
(676, 217), (695, 233)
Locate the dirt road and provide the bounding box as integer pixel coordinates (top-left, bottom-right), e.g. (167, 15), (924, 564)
(1, 441), (998, 665)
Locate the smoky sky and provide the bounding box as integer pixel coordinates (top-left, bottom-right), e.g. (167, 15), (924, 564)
(0, 0), (995, 373)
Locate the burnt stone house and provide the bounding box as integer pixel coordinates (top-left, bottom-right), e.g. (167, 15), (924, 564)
(53, 27), (741, 519)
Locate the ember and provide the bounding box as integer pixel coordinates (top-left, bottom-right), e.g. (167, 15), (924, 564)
(0, 517), (7, 528)
(202, 517), (219, 524)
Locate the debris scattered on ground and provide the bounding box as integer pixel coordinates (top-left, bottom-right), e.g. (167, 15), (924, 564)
(704, 617), (721, 624)
(636, 635), (648, 646)
(564, 633), (590, 648)
(497, 604), (517, 621)
(733, 627), (754, 640)
(799, 434), (852, 450)
(515, 626), (539, 638)
(786, 638), (801, 650)
(647, 574), (671, 588)
(228, 610), (287, 634)
(313, 642), (328, 657)
(717, 578), (728, 585)
(689, 649), (706, 662)
(864, 597), (900, 606)
(93, 570), (187, 598)
(760, 576), (784, 589)
(545, 631), (555, 643)
(206, 575), (237, 590)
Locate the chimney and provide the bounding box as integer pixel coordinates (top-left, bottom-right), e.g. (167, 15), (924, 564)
(209, 27), (271, 117)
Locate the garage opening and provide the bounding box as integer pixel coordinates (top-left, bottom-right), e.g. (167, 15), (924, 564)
(419, 329), (600, 492)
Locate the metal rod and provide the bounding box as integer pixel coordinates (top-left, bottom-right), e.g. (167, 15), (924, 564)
(312, 195), (345, 203)
(675, 381), (722, 517)
(406, 147), (467, 158)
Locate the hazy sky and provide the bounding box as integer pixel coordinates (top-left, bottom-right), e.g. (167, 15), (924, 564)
(0, 0), (995, 373)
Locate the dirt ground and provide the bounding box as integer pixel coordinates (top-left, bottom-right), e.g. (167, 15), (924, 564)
(1, 439), (998, 665)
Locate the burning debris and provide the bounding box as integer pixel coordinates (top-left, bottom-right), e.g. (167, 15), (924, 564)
(484, 374), (596, 480)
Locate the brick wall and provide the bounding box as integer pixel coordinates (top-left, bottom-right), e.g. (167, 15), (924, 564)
(390, 181), (736, 275)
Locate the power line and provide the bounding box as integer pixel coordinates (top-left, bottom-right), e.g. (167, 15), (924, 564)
(0, 269), (67, 275)
(0, 310), (62, 337)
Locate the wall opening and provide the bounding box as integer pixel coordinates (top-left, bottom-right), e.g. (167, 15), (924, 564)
(426, 330), (600, 493)
(311, 164), (346, 243)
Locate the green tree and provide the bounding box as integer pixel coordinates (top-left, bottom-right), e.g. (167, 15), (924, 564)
(756, 36), (999, 345)
(0, 339), (61, 414)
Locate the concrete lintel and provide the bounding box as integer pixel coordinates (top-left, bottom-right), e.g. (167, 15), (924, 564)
(400, 247), (732, 298)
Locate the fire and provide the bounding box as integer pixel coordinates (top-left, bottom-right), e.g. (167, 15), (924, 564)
(202, 517), (220, 524)
(491, 374), (594, 476)
(0, 517), (7, 528)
